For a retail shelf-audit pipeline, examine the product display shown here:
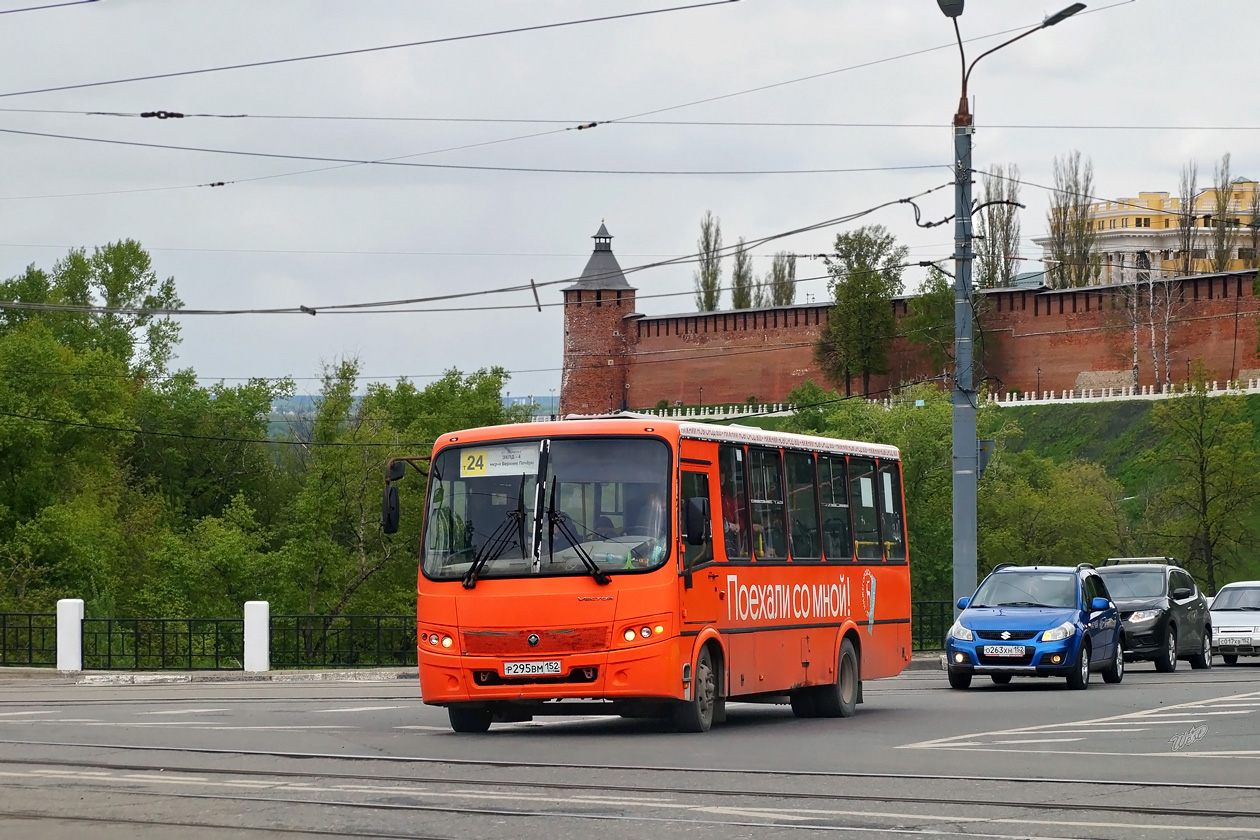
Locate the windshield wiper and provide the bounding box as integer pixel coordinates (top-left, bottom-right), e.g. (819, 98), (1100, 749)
(546, 478), (610, 585)
(463, 475), (527, 590)
(996, 601), (1056, 608)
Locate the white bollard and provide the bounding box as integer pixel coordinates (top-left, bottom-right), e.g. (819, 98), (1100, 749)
(56, 599), (84, 672)
(244, 601), (270, 672)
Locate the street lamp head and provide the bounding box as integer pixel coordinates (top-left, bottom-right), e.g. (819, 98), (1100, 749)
(936, 0), (964, 18)
(1042, 3), (1085, 27)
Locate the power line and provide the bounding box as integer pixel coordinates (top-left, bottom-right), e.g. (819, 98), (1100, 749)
(0, 125), (944, 177)
(0, 182), (952, 317)
(0, 7), (1133, 202)
(0, 0), (95, 14)
(0, 1), (739, 100)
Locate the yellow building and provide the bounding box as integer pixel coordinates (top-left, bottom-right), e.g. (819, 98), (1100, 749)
(1034, 179), (1260, 285)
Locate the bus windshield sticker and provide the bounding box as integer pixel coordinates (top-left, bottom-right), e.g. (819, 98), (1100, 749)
(459, 444), (540, 478)
(860, 476), (873, 509)
(883, 472), (893, 514)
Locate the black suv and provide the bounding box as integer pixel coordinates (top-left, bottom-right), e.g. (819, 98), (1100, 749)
(1095, 558), (1212, 671)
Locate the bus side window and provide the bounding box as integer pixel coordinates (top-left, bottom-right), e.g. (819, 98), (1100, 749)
(818, 454), (852, 561)
(849, 457), (881, 562)
(718, 445), (751, 559)
(785, 451), (820, 560)
(749, 448), (786, 561)
(877, 460), (907, 562)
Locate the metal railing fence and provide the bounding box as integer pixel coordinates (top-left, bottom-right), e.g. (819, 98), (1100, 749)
(270, 615), (417, 669)
(911, 600), (951, 652)
(82, 618), (244, 670)
(2, 602), (949, 670)
(0, 613), (57, 667)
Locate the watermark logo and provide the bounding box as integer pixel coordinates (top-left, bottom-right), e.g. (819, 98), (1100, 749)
(1168, 724), (1207, 751)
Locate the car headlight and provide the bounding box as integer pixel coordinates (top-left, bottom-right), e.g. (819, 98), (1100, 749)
(1042, 621), (1076, 642)
(948, 621), (973, 641)
(1127, 609), (1162, 623)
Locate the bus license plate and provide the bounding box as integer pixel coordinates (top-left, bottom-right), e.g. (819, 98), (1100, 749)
(503, 660), (562, 676)
(982, 645), (1025, 657)
(1217, 637), (1248, 647)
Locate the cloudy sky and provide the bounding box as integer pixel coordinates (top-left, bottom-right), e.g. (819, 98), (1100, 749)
(0, 0), (1253, 405)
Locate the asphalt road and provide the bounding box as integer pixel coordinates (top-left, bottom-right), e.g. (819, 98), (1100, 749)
(0, 660), (1258, 839)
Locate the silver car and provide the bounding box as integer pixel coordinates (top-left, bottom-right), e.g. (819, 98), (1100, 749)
(1209, 581), (1260, 665)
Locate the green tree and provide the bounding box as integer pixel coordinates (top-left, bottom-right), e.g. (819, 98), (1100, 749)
(975, 163), (1022, 289)
(767, 251), (797, 306)
(730, 238), (754, 309)
(692, 211), (723, 311)
(814, 225), (907, 396)
(1140, 380), (1260, 593)
(902, 267), (954, 374)
(978, 452), (1127, 572)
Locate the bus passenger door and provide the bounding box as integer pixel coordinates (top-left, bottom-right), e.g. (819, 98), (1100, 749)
(679, 469), (720, 626)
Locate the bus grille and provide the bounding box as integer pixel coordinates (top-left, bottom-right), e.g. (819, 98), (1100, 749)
(462, 626), (610, 655)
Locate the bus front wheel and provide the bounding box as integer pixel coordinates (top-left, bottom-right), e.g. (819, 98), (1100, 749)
(674, 646), (717, 733)
(814, 638), (859, 718)
(447, 705), (492, 733)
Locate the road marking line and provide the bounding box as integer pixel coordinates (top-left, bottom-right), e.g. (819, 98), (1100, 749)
(136, 708), (231, 716)
(312, 706), (410, 713)
(986, 738), (1084, 744)
(0, 711), (55, 717)
(394, 725), (449, 731)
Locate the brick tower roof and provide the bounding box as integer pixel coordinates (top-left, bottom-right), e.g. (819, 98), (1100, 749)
(564, 223), (634, 291)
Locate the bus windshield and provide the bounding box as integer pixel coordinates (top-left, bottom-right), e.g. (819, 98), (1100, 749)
(421, 437), (671, 581)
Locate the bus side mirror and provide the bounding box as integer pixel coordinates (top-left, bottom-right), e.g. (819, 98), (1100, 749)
(386, 460), (406, 482)
(381, 484), (399, 534)
(685, 497), (709, 546)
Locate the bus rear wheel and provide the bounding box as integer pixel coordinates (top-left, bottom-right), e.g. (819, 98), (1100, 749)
(674, 646), (717, 732)
(447, 705), (492, 733)
(814, 638), (859, 718)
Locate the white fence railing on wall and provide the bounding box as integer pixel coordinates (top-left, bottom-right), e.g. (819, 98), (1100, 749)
(605, 379), (1260, 419)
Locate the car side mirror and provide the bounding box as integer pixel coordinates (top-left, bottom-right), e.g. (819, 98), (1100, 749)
(1090, 597), (1111, 611)
(956, 597), (970, 610)
(1172, 586), (1193, 599)
(685, 497), (709, 546)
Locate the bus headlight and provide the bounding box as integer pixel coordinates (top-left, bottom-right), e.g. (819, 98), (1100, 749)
(624, 628), (637, 642)
(441, 636), (453, 649)
(640, 626), (652, 639)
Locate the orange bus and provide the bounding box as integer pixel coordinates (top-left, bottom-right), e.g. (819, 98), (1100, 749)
(382, 414), (911, 733)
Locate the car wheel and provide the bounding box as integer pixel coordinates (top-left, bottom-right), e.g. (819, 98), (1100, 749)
(1189, 631), (1212, 670)
(673, 645), (717, 732)
(1154, 628), (1177, 673)
(991, 674), (1012, 685)
(1223, 654), (1239, 666)
(815, 638), (859, 717)
(1102, 639), (1124, 684)
(1067, 644), (1091, 690)
(948, 669), (972, 689)
(447, 705), (492, 733)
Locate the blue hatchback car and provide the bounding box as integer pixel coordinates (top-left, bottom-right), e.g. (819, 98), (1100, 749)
(945, 563), (1124, 690)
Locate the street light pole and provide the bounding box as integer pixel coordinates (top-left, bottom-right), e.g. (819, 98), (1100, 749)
(938, 1), (1085, 614)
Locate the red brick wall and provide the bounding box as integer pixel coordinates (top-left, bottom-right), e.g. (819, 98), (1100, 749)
(560, 287), (636, 415)
(559, 274), (1260, 409)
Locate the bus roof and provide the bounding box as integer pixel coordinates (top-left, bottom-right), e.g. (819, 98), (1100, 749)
(430, 414), (900, 461)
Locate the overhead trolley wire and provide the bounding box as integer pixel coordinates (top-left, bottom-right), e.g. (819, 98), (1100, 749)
(0, 0), (740, 100)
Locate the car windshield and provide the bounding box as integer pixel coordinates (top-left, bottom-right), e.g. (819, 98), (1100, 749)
(1095, 569), (1165, 599)
(971, 572), (1077, 609)
(421, 437), (671, 581)
(1212, 586), (1260, 611)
